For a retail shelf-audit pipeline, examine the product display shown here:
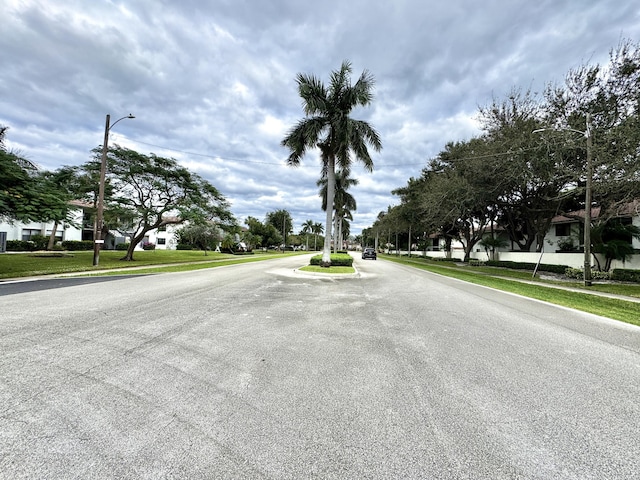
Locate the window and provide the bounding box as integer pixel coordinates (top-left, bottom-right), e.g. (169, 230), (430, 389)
(555, 224), (571, 237)
(46, 230), (63, 241)
(21, 229), (41, 241)
(157, 238), (166, 245)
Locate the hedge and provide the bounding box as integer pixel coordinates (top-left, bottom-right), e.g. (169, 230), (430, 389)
(485, 260), (569, 275)
(310, 253), (353, 266)
(430, 257), (463, 262)
(611, 269), (640, 283)
(61, 240), (94, 251)
(565, 268), (612, 280)
(6, 240), (37, 251)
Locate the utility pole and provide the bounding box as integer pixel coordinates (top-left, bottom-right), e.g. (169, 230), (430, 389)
(584, 113), (593, 287)
(93, 113), (134, 266)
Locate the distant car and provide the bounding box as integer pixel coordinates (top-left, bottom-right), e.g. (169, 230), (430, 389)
(362, 247), (377, 260)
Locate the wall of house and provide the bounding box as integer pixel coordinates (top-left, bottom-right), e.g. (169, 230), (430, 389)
(396, 249), (640, 270)
(0, 211), (84, 244)
(145, 224), (180, 250)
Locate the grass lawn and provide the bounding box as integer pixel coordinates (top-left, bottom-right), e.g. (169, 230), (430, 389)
(0, 250), (305, 279)
(381, 254), (640, 326)
(299, 265), (355, 274)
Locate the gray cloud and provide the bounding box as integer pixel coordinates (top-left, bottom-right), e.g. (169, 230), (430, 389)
(2, 0), (639, 233)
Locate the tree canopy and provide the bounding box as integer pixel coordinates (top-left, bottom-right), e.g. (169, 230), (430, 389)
(93, 145), (235, 261)
(378, 39), (640, 263)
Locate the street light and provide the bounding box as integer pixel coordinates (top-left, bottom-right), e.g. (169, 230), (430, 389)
(533, 113), (593, 286)
(93, 113), (135, 266)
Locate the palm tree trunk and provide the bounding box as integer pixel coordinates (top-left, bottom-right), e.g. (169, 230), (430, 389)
(321, 155), (335, 266)
(333, 211), (338, 253)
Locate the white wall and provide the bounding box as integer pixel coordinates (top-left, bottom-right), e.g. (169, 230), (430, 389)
(0, 209), (84, 243)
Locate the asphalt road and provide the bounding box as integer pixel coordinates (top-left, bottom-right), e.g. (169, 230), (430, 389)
(1, 254), (639, 479)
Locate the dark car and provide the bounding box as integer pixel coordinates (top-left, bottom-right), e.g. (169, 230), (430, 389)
(362, 247), (377, 260)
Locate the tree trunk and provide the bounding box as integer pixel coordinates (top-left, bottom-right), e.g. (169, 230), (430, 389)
(333, 214), (338, 253)
(321, 155), (335, 266)
(121, 233), (146, 261)
(408, 224), (412, 258)
(47, 221), (59, 250)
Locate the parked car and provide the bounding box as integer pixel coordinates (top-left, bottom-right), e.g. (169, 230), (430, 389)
(362, 247), (377, 260)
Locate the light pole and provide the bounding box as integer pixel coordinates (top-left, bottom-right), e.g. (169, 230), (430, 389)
(533, 113), (593, 286)
(93, 113), (135, 266)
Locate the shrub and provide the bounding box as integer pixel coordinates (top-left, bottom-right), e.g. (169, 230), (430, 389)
(486, 260), (569, 275)
(176, 243), (194, 250)
(115, 243), (130, 251)
(61, 240), (94, 251)
(565, 267), (611, 280)
(310, 253), (353, 267)
(611, 269), (640, 283)
(6, 240), (36, 251)
(469, 259), (486, 266)
(429, 257), (462, 262)
(29, 234), (49, 250)
(142, 242), (156, 250)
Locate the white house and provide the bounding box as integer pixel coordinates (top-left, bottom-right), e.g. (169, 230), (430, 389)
(0, 203), (183, 252)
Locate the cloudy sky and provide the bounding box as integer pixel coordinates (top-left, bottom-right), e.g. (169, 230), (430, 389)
(2, 1), (639, 235)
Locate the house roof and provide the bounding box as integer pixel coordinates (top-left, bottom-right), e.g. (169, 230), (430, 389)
(552, 199), (640, 224)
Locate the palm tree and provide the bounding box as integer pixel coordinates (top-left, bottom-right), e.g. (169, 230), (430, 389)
(317, 169), (358, 252)
(312, 222), (324, 251)
(301, 219), (314, 251)
(282, 60), (381, 266)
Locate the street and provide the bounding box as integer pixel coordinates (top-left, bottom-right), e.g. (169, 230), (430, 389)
(1, 254), (639, 479)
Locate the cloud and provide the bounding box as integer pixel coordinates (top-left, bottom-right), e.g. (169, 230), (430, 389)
(2, 0), (639, 235)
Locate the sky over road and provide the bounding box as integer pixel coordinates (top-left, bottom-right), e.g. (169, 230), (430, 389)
(2, 1), (639, 234)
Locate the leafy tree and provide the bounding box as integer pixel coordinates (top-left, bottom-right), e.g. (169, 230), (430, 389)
(37, 166), (86, 249)
(176, 223), (222, 255)
(544, 39), (640, 228)
(266, 209), (293, 248)
(0, 126), (64, 223)
(245, 216), (281, 248)
(92, 146), (234, 261)
(282, 60), (381, 266)
(591, 220), (640, 271)
(415, 139), (498, 261)
(479, 89), (575, 251)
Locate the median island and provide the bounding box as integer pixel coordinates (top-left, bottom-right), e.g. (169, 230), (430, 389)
(299, 252), (355, 274)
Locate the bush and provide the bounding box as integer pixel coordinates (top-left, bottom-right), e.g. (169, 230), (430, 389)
(6, 240), (36, 251)
(61, 240), (94, 251)
(176, 243), (194, 250)
(430, 257), (462, 262)
(486, 260), (569, 275)
(611, 269), (640, 283)
(142, 242), (155, 250)
(310, 253), (353, 267)
(115, 243), (130, 251)
(565, 267), (611, 280)
(29, 234), (49, 250)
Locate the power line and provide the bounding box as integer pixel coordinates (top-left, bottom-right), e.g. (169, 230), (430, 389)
(126, 138), (551, 170)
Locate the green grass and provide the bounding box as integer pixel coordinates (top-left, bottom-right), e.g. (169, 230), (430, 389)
(299, 265), (355, 274)
(0, 250), (305, 279)
(381, 254), (640, 326)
